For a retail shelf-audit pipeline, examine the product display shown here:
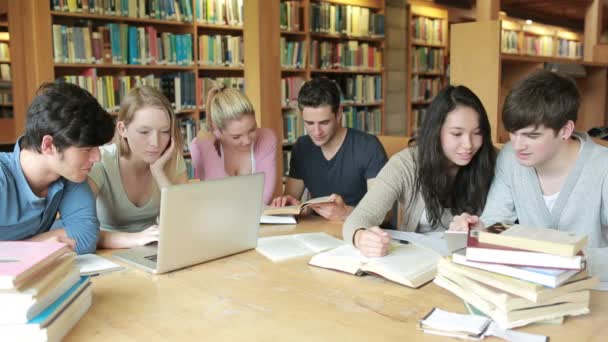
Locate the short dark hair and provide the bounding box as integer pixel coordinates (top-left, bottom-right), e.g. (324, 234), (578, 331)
(21, 82), (115, 153)
(297, 77), (341, 114)
(503, 70), (580, 134)
(414, 85), (496, 228)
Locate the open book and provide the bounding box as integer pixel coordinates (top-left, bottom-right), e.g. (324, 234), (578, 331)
(263, 196), (333, 216)
(308, 243), (441, 288)
(256, 233), (345, 262)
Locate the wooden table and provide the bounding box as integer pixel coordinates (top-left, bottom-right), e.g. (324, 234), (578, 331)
(65, 217), (607, 341)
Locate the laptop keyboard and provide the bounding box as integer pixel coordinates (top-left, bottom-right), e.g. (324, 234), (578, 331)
(144, 254), (158, 262)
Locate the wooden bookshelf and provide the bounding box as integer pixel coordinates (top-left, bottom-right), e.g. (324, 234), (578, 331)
(407, 2), (448, 136)
(280, 0), (386, 143)
(451, 20), (608, 143)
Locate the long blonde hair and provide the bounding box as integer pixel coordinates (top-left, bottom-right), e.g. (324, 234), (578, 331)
(205, 82), (255, 132)
(116, 86), (182, 178)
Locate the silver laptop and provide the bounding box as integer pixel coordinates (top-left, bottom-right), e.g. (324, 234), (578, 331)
(113, 173), (264, 274)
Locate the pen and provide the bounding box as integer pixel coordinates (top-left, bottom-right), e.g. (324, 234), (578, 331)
(391, 238), (409, 245)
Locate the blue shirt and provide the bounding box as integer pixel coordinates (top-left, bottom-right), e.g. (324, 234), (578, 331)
(0, 140), (99, 254)
(289, 128), (388, 206)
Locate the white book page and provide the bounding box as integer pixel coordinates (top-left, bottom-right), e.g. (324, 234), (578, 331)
(308, 244), (365, 275)
(256, 235), (313, 262)
(368, 243), (440, 281)
(294, 233), (345, 253)
(75, 254), (125, 276)
(260, 215), (297, 224)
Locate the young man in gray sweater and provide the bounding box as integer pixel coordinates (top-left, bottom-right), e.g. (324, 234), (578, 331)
(450, 70), (608, 282)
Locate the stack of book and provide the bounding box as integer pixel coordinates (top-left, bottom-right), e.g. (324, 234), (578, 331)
(434, 225), (598, 329)
(0, 241), (93, 341)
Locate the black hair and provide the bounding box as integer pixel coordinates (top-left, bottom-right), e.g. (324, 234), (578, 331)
(413, 85), (496, 228)
(21, 82), (115, 152)
(297, 77), (342, 114)
(503, 70), (580, 134)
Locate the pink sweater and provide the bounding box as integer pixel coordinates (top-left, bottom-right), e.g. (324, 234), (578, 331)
(190, 127), (277, 204)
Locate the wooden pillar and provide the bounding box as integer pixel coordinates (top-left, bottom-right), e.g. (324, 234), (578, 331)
(8, 0), (54, 135)
(476, 0), (500, 21)
(584, 0), (602, 62)
(244, 0), (282, 196)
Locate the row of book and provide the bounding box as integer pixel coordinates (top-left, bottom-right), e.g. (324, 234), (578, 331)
(501, 29), (519, 54)
(281, 75), (382, 108)
(0, 90), (12, 105)
(52, 0), (194, 22)
(310, 3), (385, 38)
(342, 107), (382, 135)
(522, 34), (554, 57)
(0, 242), (92, 340)
(58, 71), (197, 112)
(52, 24), (194, 66)
(556, 39), (583, 59)
(436, 225), (596, 329)
(195, 0), (243, 26)
(412, 16), (444, 45)
(412, 47), (445, 73)
(280, 1), (301, 32)
(0, 42), (9, 60)
(0, 64), (10, 81)
(281, 38), (306, 69)
(310, 40), (382, 71)
(185, 158), (195, 178)
(412, 108), (427, 133)
(179, 117), (198, 153)
(283, 104), (382, 143)
(199, 34), (243, 67)
(411, 76), (443, 102)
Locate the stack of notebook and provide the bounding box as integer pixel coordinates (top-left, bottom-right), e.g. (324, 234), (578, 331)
(0, 241), (93, 341)
(434, 225), (598, 329)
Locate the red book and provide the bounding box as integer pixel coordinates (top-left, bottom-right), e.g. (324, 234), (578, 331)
(465, 232), (584, 270)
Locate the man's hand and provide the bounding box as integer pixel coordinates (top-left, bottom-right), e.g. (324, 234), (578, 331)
(449, 213), (484, 231)
(309, 194), (351, 221)
(134, 225), (160, 246)
(271, 195), (301, 207)
(354, 226), (390, 257)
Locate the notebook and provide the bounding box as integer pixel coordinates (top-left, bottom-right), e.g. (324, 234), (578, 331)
(263, 196), (333, 216)
(419, 307), (491, 340)
(256, 233), (345, 262)
(0, 242), (70, 290)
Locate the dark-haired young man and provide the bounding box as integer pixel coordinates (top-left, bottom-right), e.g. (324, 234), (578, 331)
(450, 70), (608, 281)
(271, 77), (388, 221)
(0, 82), (115, 254)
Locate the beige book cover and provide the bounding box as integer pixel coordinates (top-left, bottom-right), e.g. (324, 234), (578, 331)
(477, 225), (587, 257)
(263, 196), (333, 216)
(309, 243), (440, 288)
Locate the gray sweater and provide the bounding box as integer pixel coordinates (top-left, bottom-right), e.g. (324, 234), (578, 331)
(343, 147), (453, 244)
(481, 132), (608, 281)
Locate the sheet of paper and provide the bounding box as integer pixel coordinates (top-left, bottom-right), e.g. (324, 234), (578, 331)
(421, 308), (490, 334)
(487, 321), (548, 342)
(388, 230), (451, 256)
(75, 254), (125, 276)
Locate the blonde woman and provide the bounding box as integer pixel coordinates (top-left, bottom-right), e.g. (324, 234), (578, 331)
(190, 83), (277, 204)
(88, 86), (188, 248)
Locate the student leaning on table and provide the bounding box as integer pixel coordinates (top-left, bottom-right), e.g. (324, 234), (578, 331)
(344, 85), (497, 257)
(88, 86), (188, 249)
(189, 83), (277, 205)
(449, 70), (608, 282)
(0, 82), (115, 254)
